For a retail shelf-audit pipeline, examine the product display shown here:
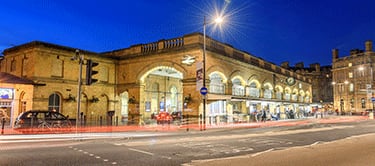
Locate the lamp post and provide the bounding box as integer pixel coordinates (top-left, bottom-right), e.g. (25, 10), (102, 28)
(72, 50), (83, 133)
(202, 16), (223, 131)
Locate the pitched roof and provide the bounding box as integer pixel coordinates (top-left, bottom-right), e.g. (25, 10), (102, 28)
(0, 72), (34, 84)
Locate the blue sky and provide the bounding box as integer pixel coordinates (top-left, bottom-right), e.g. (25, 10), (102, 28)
(1, 0), (375, 66)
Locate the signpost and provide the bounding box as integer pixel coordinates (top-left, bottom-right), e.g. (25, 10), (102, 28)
(200, 86), (207, 131)
(200, 87), (208, 95)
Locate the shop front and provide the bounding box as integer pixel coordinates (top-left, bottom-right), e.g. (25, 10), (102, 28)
(0, 72), (34, 127)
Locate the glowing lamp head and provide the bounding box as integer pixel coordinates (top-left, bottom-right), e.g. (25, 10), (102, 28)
(215, 17), (223, 24)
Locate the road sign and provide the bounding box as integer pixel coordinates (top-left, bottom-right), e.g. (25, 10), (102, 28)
(372, 97), (375, 102)
(200, 87), (208, 95)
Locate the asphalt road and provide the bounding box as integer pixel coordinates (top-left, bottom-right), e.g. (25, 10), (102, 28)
(1, 117), (374, 166)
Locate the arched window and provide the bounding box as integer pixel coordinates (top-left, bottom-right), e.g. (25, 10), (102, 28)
(48, 93), (60, 112)
(232, 78), (244, 96)
(249, 82), (259, 98)
(263, 84), (273, 99)
(209, 73), (225, 94)
(275, 86), (283, 100)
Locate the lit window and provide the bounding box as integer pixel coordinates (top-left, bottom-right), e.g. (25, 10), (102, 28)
(348, 72), (353, 78)
(361, 98), (366, 108)
(349, 83), (354, 92)
(348, 63), (352, 67)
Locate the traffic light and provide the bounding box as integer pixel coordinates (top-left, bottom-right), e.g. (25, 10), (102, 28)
(86, 59), (99, 85)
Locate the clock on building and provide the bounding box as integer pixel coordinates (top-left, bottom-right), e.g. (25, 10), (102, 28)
(286, 77), (295, 85)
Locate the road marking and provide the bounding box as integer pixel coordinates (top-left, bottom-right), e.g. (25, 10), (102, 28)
(128, 148), (154, 156)
(123, 125), (354, 146)
(310, 141), (322, 146)
(251, 148), (274, 157)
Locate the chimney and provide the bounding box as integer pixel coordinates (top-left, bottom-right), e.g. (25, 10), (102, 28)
(365, 40), (372, 52)
(295, 62), (304, 68)
(281, 61), (289, 68)
(315, 63), (320, 72)
(309, 63), (320, 72)
(332, 49), (339, 62)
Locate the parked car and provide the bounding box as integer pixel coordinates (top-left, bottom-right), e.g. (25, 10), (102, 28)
(14, 110), (72, 130)
(156, 112), (172, 124)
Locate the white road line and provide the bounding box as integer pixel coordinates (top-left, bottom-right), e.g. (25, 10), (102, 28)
(251, 148), (274, 157)
(128, 148), (154, 156)
(310, 141), (321, 146)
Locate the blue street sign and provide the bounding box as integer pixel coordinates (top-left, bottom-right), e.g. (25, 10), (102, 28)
(200, 87), (208, 95)
(372, 97), (375, 102)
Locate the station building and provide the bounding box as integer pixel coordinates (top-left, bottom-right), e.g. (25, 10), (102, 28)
(0, 33), (312, 127)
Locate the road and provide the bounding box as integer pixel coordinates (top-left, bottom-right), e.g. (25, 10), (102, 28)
(1, 116), (374, 166)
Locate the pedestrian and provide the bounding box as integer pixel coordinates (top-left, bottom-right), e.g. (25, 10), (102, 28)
(0, 108), (9, 125)
(255, 110), (260, 122)
(261, 109), (267, 122)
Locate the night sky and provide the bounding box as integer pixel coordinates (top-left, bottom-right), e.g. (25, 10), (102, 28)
(1, 0), (375, 66)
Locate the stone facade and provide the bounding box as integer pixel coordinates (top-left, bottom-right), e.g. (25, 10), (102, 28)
(331, 40), (375, 114)
(284, 62), (333, 110)
(1, 33), (313, 127)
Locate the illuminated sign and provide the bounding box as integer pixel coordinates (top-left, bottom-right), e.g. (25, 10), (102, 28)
(0, 88), (13, 99)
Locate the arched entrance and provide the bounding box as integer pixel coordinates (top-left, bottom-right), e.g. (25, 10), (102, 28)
(140, 66), (183, 123)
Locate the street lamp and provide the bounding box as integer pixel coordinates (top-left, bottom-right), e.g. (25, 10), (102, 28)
(71, 50), (83, 134)
(202, 16), (224, 131)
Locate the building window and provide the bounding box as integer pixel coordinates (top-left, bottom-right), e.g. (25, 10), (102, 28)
(361, 98), (366, 108)
(348, 63), (352, 67)
(51, 58), (63, 77)
(276, 92), (282, 100)
(348, 72), (353, 78)
(209, 73), (225, 94)
(263, 84), (273, 99)
(248, 82), (259, 98)
(170, 86), (178, 112)
(232, 78), (244, 96)
(22, 58), (28, 77)
(10, 59), (16, 72)
(48, 93), (61, 112)
(349, 83), (354, 92)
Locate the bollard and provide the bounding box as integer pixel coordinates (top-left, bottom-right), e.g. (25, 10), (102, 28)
(83, 115), (87, 127)
(80, 112), (84, 126)
(115, 116), (118, 126)
(200, 114), (203, 131)
(1, 118), (5, 135)
(99, 116), (103, 127)
(186, 114), (189, 132)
